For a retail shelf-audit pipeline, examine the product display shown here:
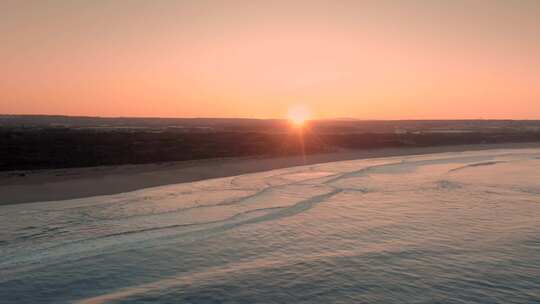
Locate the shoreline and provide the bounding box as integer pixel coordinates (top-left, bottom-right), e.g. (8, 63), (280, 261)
(1, 142), (539, 206)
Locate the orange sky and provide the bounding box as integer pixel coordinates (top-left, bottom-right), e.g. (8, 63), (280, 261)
(1, 0), (539, 119)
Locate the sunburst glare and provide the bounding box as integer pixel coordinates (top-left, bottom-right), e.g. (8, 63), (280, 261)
(287, 105), (311, 127)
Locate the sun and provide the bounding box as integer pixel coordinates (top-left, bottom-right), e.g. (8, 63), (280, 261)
(287, 105), (311, 127)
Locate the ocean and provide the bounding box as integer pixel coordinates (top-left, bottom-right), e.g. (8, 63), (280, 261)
(1, 149), (539, 303)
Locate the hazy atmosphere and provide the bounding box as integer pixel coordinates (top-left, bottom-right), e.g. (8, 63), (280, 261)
(2, 0), (540, 119)
(1, 2), (540, 304)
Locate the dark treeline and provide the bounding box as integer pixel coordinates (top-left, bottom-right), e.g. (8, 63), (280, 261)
(2, 115), (540, 133)
(2, 128), (540, 171)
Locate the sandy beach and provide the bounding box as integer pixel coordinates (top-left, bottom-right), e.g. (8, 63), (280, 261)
(3, 144), (540, 303)
(1, 142), (539, 205)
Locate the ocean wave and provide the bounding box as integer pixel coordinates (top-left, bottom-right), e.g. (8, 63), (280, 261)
(1, 148), (539, 303)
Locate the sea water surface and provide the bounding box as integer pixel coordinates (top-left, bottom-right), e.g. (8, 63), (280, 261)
(1, 149), (539, 303)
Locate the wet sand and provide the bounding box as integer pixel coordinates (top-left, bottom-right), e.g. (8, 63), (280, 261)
(1, 142), (539, 205)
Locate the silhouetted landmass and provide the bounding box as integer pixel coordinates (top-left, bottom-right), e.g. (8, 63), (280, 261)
(1, 115), (540, 171)
(2, 115), (540, 133)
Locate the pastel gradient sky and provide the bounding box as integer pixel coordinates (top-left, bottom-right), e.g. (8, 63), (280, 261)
(1, 0), (539, 119)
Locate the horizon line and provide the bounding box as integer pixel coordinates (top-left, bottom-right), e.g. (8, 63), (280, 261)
(1, 113), (540, 122)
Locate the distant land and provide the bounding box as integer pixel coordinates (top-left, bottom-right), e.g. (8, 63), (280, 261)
(1, 115), (540, 171)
